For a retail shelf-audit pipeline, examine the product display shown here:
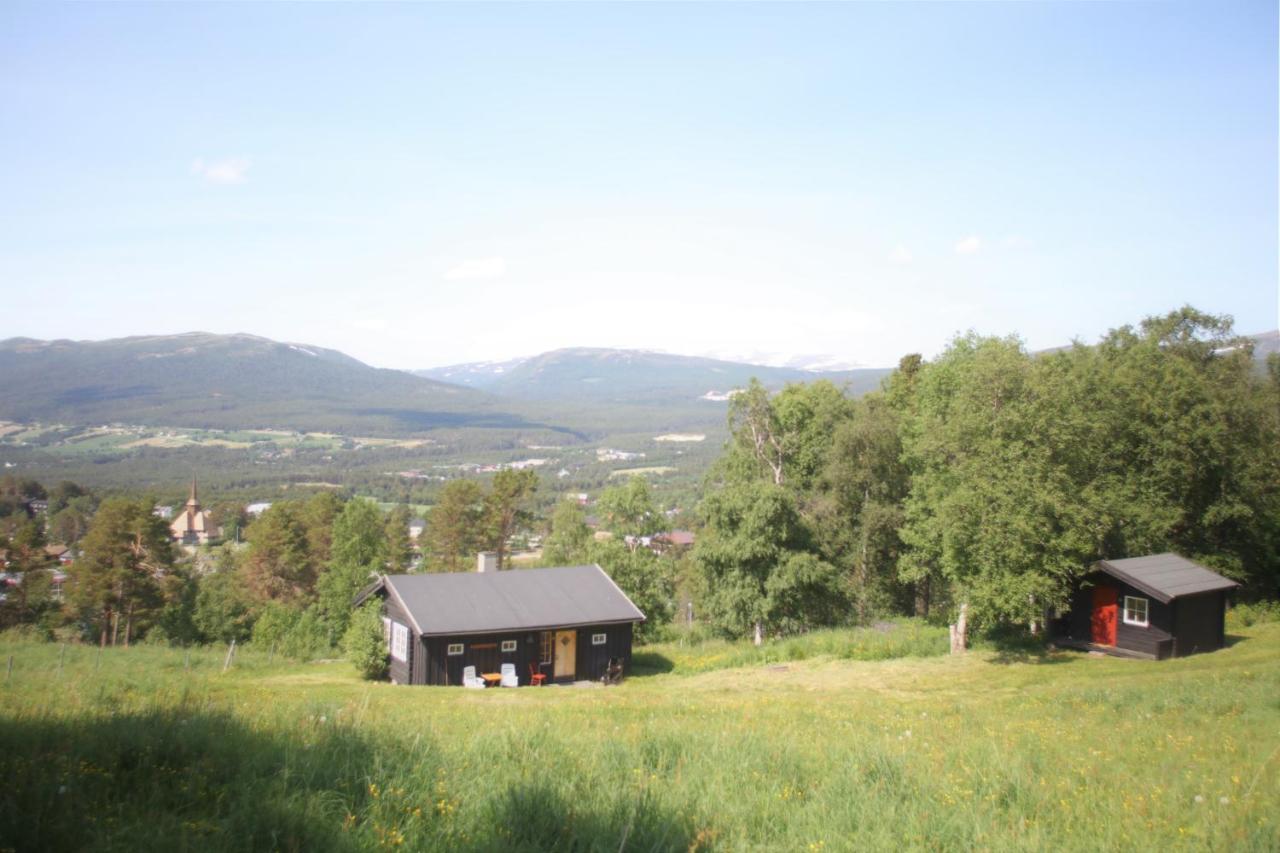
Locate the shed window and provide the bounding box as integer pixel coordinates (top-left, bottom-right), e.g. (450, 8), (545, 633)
(382, 617), (391, 646)
(1122, 596), (1149, 627)
(447, 643), (464, 656)
(501, 640), (517, 653)
(540, 631), (553, 664)
(390, 622), (409, 662)
(592, 633), (607, 646)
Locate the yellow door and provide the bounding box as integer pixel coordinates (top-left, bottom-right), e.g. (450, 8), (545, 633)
(554, 630), (576, 679)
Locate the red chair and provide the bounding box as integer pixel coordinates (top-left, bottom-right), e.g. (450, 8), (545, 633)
(528, 663), (547, 686)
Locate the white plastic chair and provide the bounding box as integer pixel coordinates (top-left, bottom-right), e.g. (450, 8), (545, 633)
(500, 662), (518, 687)
(462, 665), (485, 689)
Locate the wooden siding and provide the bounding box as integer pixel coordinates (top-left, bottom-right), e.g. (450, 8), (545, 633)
(575, 622), (633, 683)
(1173, 592), (1226, 657)
(412, 622), (635, 686)
(1053, 577), (1227, 659)
(381, 594), (415, 684)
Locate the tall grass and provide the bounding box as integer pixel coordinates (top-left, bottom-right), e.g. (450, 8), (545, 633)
(635, 619), (949, 675)
(1, 624), (1278, 851)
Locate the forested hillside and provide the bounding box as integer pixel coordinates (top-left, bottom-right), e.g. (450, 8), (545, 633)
(419, 347), (893, 402)
(0, 333), (541, 436)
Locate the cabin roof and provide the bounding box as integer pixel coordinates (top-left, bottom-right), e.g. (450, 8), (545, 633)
(1093, 553), (1239, 604)
(356, 564), (645, 637)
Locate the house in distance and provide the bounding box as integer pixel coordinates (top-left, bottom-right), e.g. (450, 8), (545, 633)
(354, 557), (646, 686)
(1051, 553), (1239, 659)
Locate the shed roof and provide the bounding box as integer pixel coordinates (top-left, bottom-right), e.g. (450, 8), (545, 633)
(356, 564), (645, 637)
(1093, 553), (1239, 604)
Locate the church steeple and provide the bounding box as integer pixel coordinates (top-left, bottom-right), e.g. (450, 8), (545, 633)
(186, 475), (199, 508)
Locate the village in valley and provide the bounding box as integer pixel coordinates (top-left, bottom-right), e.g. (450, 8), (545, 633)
(1, 2), (1277, 851)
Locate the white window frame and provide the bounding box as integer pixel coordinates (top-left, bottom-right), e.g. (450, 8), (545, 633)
(592, 633), (607, 646)
(501, 640), (517, 653)
(382, 617), (391, 646)
(447, 643), (464, 656)
(391, 622), (409, 662)
(1122, 596), (1149, 627)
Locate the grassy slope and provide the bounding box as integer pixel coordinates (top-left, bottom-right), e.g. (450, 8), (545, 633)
(1, 625), (1278, 852)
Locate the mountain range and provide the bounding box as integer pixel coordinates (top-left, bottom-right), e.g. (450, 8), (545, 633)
(0, 333), (518, 436)
(415, 348), (893, 402)
(2, 330), (1275, 439)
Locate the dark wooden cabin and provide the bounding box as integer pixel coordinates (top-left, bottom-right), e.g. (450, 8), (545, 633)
(1051, 553), (1238, 659)
(354, 563), (646, 686)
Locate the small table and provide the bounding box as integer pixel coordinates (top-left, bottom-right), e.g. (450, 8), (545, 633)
(481, 672), (502, 687)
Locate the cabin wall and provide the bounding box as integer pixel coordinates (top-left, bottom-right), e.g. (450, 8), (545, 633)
(381, 594), (416, 684)
(416, 622), (637, 686)
(1053, 575), (1231, 659)
(1172, 591), (1226, 657)
(575, 622), (633, 682)
(423, 630), (544, 686)
(1053, 577), (1174, 659)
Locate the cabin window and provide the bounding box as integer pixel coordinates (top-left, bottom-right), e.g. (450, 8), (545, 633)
(447, 643), (464, 656)
(501, 640), (517, 653)
(382, 617), (391, 646)
(1122, 596), (1149, 627)
(540, 631), (553, 664)
(390, 623), (409, 662)
(592, 633), (607, 646)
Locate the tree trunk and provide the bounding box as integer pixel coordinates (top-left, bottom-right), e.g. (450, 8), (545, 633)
(915, 577), (931, 618)
(110, 610), (120, 647)
(123, 602), (134, 648)
(857, 490), (870, 624)
(753, 620), (763, 647)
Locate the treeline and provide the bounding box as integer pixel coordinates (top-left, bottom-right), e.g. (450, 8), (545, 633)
(691, 307), (1280, 645)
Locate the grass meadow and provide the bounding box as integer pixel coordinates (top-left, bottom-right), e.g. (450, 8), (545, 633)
(1, 621), (1277, 852)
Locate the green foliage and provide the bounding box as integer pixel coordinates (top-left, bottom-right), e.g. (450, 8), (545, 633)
(343, 600), (389, 680)
(193, 564), (254, 644)
(423, 479), (485, 571)
(694, 481), (840, 639)
(68, 495), (175, 645)
(586, 539), (675, 643)
(541, 499), (591, 566)
(483, 468), (538, 569)
(595, 476), (662, 538)
(382, 504), (413, 571)
(316, 498), (387, 640)
(240, 502), (315, 605)
(249, 602), (331, 660)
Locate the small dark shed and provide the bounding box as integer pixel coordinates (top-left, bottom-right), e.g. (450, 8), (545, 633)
(1051, 553), (1239, 659)
(354, 564), (646, 686)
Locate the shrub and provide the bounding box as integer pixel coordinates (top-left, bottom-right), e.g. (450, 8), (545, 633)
(1228, 600), (1280, 629)
(343, 601), (388, 680)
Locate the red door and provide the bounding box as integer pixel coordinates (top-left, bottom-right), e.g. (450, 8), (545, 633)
(1091, 586), (1117, 645)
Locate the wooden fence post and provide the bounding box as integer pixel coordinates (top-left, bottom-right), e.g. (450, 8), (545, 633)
(58, 644), (66, 676)
(222, 639), (236, 672)
(184, 648), (191, 671)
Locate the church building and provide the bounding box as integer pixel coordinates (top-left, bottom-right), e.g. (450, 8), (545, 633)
(170, 477), (219, 545)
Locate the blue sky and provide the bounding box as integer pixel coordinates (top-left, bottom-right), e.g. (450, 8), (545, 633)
(1, 2), (1275, 369)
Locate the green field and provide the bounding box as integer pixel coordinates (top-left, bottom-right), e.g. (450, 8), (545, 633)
(1, 623), (1278, 851)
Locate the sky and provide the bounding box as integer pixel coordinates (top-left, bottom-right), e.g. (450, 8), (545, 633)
(1, 2), (1276, 370)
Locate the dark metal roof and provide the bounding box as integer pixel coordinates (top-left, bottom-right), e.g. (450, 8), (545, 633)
(1093, 553), (1240, 604)
(359, 564), (645, 637)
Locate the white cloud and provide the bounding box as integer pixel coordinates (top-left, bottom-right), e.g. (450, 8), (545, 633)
(954, 235), (982, 255)
(889, 244), (913, 265)
(191, 158), (250, 185)
(444, 257), (507, 281)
